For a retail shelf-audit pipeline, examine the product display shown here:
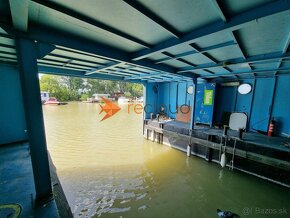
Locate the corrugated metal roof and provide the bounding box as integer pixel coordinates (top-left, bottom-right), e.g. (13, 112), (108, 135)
(0, 0), (289, 82)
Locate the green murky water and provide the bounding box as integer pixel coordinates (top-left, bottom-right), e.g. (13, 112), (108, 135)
(43, 102), (290, 218)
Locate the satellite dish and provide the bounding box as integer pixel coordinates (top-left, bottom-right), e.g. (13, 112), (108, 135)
(187, 86), (194, 94)
(238, 84), (252, 94)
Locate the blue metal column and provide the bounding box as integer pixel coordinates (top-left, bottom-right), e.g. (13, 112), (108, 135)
(268, 76), (278, 132)
(191, 78), (197, 130)
(15, 37), (52, 202)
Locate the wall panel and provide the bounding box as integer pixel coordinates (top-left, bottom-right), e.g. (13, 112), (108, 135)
(0, 64), (27, 144)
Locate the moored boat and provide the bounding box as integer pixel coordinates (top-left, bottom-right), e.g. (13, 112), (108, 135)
(118, 96), (130, 104)
(44, 97), (67, 105)
(136, 97), (143, 104)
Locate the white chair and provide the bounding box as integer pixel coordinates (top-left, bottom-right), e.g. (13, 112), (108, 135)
(229, 112), (247, 131)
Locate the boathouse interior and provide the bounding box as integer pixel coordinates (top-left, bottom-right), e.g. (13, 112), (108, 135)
(0, 0), (290, 217)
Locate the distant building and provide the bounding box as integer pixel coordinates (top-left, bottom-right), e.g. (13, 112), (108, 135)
(92, 94), (112, 102)
(41, 91), (50, 103)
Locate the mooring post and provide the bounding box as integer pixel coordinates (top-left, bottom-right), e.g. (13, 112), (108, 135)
(16, 37), (52, 203)
(206, 135), (213, 162)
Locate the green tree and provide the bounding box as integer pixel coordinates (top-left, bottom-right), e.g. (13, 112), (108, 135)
(40, 75), (82, 101)
(40, 75), (143, 101)
(86, 79), (106, 95)
(80, 93), (89, 101)
(131, 83), (143, 97)
(40, 75), (63, 100)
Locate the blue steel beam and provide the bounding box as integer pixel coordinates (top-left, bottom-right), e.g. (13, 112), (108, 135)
(153, 77), (188, 82)
(188, 43), (221, 70)
(38, 62), (91, 71)
(203, 69), (215, 75)
(39, 65), (145, 84)
(83, 71), (126, 79)
(145, 78), (191, 83)
(275, 34), (290, 75)
(126, 71), (186, 80)
(122, 0), (181, 38)
(36, 41), (55, 59)
(41, 59), (185, 81)
(1, 17), (192, 79)
(38, 66), (131, 81)
(110, 65), (147, 74)
(122, 69), (150, 75)
(200, 66), (290, 78)
(210, 73), (290, 83)
(155, 40), (236, 64)
(100, 70), (132, 77)
(0, 32), (13, 38)
(55, 45), (115, 62)
(31, 0), (151, 48)
(143, 77), (176, 82)
(8, 0), (29, 32)
(282, 35), (290, 54)
(85, 62), (124, 75)
(146, 75), (181, 80)
(210, 0), (227, 22)
(41, 58), (100, 69)
(92, 64), (154, 77)
(47, 53), (108, 66)
(15, 38), (52, 202)
(162, 51), (197, 67)
(27, 24), (188, 77)
(108, 69), (145, 76)
(125, 72), (164, 80)
(191, 78), (198, 130)
(200, 42), (234, 76)
(230, 32), (245, 59)
(62, 59), (73, 67)
(131, 0), (290, 61)
(0, 15), (19, 35)
(230, 31), (253, 71)
(115, 64), (147, 72)
(178, 51), (290, 73)
(186, 27), (234, 75)
(109, 69), (150, 78)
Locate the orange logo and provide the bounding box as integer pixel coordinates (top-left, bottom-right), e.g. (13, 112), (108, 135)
(99, 97), (121, 121)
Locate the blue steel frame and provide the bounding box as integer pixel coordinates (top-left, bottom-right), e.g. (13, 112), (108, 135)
(31, 0), (151, 48)
(131, 0), (290, 61)
(178, 52), (290, 73)
(1, 0), (290, 81)
(15, 37), (52, 202)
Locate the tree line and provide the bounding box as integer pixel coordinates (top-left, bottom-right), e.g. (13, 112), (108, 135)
(39, 75), (143, 101)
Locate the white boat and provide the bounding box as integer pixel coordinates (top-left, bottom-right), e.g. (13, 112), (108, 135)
(136, 97), (143, 104)
(82, 98), (93, 103)
(92, 94), (113, 102)
(118, 96), (130, 104)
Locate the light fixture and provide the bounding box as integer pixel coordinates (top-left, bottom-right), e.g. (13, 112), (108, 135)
(187, 86), (194, 94)
(238, 84), (252, 94)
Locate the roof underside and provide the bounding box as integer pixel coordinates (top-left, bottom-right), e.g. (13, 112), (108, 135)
(0, 0), (290, 82)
